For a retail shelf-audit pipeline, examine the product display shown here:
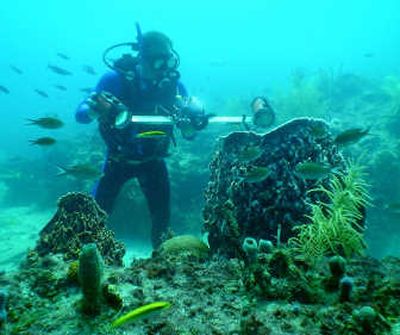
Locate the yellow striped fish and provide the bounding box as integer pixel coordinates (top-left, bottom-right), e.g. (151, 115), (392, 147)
(136, 130), (167, 139)
(112, 301), (171, 328)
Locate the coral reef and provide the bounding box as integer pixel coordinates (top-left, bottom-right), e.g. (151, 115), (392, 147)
(203, 117), (346, 257)
(35, 192), (125, 266)
(4, 244), (400, 334)
(2, 67), (400, 334)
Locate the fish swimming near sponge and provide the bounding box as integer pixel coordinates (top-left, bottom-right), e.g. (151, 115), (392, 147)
(295, 161), (335, 180)
(239, 166), (270, 183)
(333, 127), (371, 146)
(234, 145), (263, 163)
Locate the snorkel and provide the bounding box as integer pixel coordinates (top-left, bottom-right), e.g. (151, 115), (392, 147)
(136, 22), (143, 45)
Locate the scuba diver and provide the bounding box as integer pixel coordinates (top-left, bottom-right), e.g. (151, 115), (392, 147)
(75, 24), (209, 248)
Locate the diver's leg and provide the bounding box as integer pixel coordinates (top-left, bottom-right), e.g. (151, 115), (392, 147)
(137, 159), (170, 248)
(93, 160), (131, 214)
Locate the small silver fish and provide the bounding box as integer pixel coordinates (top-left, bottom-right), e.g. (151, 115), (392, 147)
(48, 64), (72, 76)
(10, 65), (23, 74)
(295, 161), (334, 180)
(34, 89), (49, 98)
(56, 52), (70, 60)
(29, 137), (57, 146)
(235, 145), (263, 163)
(240, 166), (270, 183)
(0, 85), (10, 94)
(54, 84), (67, 91)
(56, 163), (102, 180)
(82, 65), (97, 75)
(26, 117), (64, 129)
(334, 127), (371, 146)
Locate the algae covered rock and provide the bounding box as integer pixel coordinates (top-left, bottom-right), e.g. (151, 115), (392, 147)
(159, 235), (210, 259)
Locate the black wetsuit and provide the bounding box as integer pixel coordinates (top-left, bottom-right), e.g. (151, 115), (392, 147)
(76, 70), (188, 247)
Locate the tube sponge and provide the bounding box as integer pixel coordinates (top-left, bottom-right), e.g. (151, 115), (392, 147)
(78, 243), (104, 314)
(339, 276), (354, 302)
(242, 237), (258, 264)
(258, 239), (273, 254)
(328, 256), (347, 279)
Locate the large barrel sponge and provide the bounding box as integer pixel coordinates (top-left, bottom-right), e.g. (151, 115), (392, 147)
(203, 118), (346, 257)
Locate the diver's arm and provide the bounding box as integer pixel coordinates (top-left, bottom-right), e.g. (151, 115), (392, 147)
(75, 72), (124, 124)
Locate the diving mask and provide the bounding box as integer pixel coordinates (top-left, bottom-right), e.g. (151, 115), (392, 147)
(149, 52), (179, 71)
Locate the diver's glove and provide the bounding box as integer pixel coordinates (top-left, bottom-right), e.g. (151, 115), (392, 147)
(86, 92), (129, 150)
(176, 96), (211, 139)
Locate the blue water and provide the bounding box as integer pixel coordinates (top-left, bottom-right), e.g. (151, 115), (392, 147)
(0, 0), (399, 155)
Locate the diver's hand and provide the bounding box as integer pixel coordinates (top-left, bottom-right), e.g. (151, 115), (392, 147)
(86, 91), (125, 123)
(86, 92), (112, 119)
(180, 96), (210, 130)
(175, 96), (211, 140)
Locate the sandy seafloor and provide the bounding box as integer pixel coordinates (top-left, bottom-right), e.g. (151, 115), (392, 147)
(0, 206), (52, 272)
(0, 205), (151, 271)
